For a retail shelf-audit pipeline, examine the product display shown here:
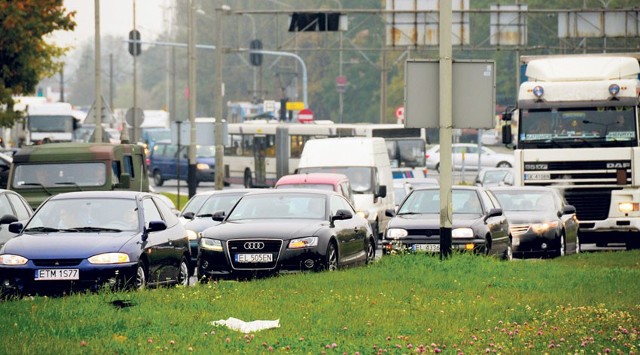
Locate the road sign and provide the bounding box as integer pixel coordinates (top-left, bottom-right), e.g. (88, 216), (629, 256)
(286, 101), (305, 111)
(298, 108), (314, 123)
(395, 106), (404, 121)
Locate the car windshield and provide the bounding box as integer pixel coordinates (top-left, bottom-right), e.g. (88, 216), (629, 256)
(26, 197), (139, 231)
(483, 170), (509, 184)
(492, 190), (555, 212)
(297, 167), (373, 194)
(398, 189), (483, 215)
(227, 193), (326, 221)
(196, 193), (244, 216)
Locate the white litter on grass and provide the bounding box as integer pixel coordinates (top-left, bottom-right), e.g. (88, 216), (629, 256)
(211, 317), (280, 333)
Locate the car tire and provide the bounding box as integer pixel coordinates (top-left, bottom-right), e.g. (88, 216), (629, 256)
(503, 238), (513, 261)
(435, 163), (440, 173)
(371, 221), (380, 240)
(244, 169), (252, 188)
(496, 161), (512, 168)
(324, 242), (338, 271)
(178, 257), (190, 286)
(365, 238), (376, 264)
(555, 233), (566, 257)
(153, 170), (164, 187)
(133, 260), (147, 289)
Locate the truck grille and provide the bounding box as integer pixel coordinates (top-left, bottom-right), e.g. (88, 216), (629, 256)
(563, 188), (617, 222)
(523, 160), (631, 186)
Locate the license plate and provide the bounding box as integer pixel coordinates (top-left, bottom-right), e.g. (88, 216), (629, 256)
(413, 244), (440, 252)
(235, 253), (273, 263)
(35, 269), (79, 281)
(524, 172), (550, 180)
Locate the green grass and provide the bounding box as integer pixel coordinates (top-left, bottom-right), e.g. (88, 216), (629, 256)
(160, 192), (190, 210)
(1, 251), (639, 354)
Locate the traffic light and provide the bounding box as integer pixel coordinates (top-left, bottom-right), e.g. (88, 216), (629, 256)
(128, 29), (141, 56)
(250, 39), (263, 66)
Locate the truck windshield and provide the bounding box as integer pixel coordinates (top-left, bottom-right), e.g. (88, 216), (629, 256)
(385, 138), (426, 168)
(519, 107), (637, 148)
(12, 162), (108, 188)
(28, 115), (74, 133)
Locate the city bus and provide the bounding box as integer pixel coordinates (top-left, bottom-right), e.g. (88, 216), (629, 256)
(223, 120), (427, 187)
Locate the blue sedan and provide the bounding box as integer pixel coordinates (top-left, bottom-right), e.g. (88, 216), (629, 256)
(0, 191), (191, 297)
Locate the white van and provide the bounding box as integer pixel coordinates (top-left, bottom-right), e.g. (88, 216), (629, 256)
(296, 137), (395, 238)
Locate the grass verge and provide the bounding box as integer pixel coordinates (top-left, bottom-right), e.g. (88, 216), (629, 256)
(1, 251), (638, 354)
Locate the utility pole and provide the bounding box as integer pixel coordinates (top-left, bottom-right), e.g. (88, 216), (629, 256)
(94, 0), (102, 142)
(132, 0), (139, 143)
(214, 5), (230, 190)
(187, 0), (197, 198)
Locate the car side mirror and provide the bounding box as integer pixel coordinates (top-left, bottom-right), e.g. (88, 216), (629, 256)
(117, 173), (131, 189)
(182, 211), (195, 220)
(0, 214), (18, 225)
(146, 220), (167, 232)
(385, 208), (396, 217)
(212, 210), (226, 222)
(331, 209), (353, 222)
(485, 208), (503, 221)
(561, 205), (576, 216)
(8, 222), (23, 234)
(376, 185), (387, 199)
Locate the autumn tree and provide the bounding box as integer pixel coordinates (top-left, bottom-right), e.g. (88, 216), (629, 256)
(0, 0), (75, 127)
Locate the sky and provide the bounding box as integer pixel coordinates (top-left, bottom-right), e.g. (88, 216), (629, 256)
(51, 0), (169, 49)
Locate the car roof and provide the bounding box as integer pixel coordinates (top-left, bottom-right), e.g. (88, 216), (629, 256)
(243, 188), (342, 198)
(488, 186), (554, 192)
(47, 190), (154, 200)
(191, 188), (257, 197)
(412, 185), (483, 192)
(276, 173), (349, 185)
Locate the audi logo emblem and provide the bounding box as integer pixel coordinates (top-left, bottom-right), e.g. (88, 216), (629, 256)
(244, 242), (265, 250)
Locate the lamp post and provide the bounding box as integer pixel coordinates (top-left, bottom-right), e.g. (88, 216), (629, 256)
(214, 5), (230, 190)
(187, 0), (197, 198)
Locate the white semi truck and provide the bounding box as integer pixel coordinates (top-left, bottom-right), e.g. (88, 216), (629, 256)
(502, 53), (640, 250)
(25, 102), (78, 145)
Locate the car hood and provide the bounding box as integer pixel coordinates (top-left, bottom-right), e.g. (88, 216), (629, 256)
(388, 213), (482, 229)
(1, 232), (139, 259)
(184, 218), (221, 233)
(203, 219), (325, 241)
(502, 211), (559, 224)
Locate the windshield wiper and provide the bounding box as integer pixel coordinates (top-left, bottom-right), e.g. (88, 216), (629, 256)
(196, 213), (214, 218)
(397, 211), (422, 215)
(65, 227), (123, 233)
(55, 181), (84, 191)
(20, 183), (53, 195)
(24, 226), (60, 233)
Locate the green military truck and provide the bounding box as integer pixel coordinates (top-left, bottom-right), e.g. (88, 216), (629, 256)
(8, 143), (150, 210)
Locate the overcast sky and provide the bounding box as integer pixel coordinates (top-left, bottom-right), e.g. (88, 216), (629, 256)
(51, 0), (169, 49)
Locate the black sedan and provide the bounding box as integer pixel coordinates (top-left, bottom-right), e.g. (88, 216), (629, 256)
(197, 189), (376, 280)
(0, 191), (191, 296)
(488, 186), (580, 258)
(180, 189), (253, 273)
(382, 186), (512, 259)
(0, 189), (33, 248)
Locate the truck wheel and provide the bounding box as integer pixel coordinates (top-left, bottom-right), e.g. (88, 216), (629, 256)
(153, 170), (164, 187)
(244, 169), (253, 188)
(496, 161), (512, 168)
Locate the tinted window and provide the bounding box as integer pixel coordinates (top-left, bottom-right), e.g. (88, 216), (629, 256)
(153, 196), (178, 227)
(143, 198), (163, 225)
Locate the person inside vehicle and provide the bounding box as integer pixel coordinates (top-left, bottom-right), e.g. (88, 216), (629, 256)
(58, 208), (80, 229)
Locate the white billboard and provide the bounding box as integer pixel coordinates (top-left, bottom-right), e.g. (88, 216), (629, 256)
(490, 4), (528, 46)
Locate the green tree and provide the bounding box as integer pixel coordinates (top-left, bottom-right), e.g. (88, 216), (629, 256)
(0, 0), (75, 127)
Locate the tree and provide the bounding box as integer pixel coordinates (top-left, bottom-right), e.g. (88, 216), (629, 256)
(0, 0), (75, 127)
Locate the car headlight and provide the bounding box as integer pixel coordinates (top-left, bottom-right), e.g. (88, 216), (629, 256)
(197, 163), (210, 170)
(386, 228), (408, 239)
(200, 238), (223, 252)
(186, 229), (198, 241)
(88, 253), (130, 264)
(356, 210), (369, 219)
(452, 228), (474, 239)
(288, 236), (318, 249)
(530, 221), (559, 234)
(0, 254), (28, 265)
(618, 202), (639, 214)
